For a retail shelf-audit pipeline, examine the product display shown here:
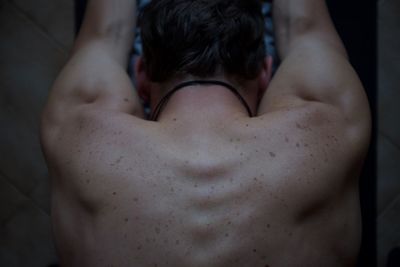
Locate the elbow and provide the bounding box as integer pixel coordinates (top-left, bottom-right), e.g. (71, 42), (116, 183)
(100, 19), (133, 43)
(289, 15), (316, 36)
(274, 4), (316, 36)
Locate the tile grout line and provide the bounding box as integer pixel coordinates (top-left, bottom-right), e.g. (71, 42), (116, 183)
(6, 0), (70, 56)
(377, 192), (400, 220)
(1, 74), (44, 126)
(379, 131), (400, 151)
(0, 81), (38, 133)
(0, 170), (51, 217)
(377, 132), (400, 219)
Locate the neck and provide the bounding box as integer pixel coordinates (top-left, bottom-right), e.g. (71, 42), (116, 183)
(150, 78), (258, 122)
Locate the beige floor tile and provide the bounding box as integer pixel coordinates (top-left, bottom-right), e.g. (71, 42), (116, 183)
(9, 0), (74, 50)
(377, 195), (400, 267)
(0, 174), (58, 267)
(377, 134), (400, 214)
(378, 0), (400, 147)
(377, 0), (400, 266)
(0, 1), (67, 212)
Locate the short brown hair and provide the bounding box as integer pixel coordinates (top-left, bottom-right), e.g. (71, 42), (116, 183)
(140, 0), (266, 82)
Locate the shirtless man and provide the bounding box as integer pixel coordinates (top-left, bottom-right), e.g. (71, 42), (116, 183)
(40, 0), (371, 266)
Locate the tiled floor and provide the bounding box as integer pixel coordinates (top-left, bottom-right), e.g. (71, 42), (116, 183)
(377, 0), (400, 266)
(0, 0), (398, 266)
(0, 0), (73, 266)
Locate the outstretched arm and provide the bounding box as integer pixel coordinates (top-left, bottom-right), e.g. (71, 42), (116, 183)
(273, 0), (347, 60)
(42, 0), (143, 140)
(73, 0), (136, 65)
(258, 0), (370, 142)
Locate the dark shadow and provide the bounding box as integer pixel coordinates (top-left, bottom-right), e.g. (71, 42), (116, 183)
(74, 0), (87, 34)
(387, 247), (400, 267)
(327, 1), (377, 266)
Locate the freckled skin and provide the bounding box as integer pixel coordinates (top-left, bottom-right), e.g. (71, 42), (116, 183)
(42, 96), (368, 267)
(40, 0), (371, 266)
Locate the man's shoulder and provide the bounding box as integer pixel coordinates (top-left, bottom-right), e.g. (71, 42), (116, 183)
(256, 101), (369, 157)
(41, 106), (148, 161)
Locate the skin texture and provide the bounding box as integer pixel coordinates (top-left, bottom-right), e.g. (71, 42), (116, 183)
(40, 0), (371, 266)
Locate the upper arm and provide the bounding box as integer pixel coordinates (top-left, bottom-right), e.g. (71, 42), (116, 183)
(258, 1), (371, 144)
(40, 0), (142, 147)
(41, 41), (144, 150)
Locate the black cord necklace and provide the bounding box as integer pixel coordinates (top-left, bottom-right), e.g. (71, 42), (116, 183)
(150, 80), (253, 121)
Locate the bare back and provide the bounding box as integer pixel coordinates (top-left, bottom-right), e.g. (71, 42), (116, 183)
(45, 96), (363, 266)
(40, 0), (371, 266)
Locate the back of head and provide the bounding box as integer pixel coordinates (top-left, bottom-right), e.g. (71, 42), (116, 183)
(140, 0), (266, 83)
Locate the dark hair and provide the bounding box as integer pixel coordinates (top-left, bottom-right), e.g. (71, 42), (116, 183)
(140, 0), (266, 83)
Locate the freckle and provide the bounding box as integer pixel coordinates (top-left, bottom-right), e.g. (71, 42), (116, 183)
(124, 218), (129, 222)
(137, 245), (142, 250)
(246, 124), (249, 127)
(175, 240), (180, 245)
(253, 249), (257, 253)
(133, 197), (139, 202)
(124, 98), (129, 102)
(229, 138), (233, 142)
(225, 233), (229, 237)
(237, 138), (241, 142)
(269, 152), (276, 157)
(86, 179), (90, 184)
(116, 156), (124, 164)
(304, 143), (309, 147)
(227, 221), (232, 225)
(173, 118), (177, 121)
(296, 143), (300, 148)
(112, 192), (117, 195)
(155, 227), (160, 234)
(254, 135), (257, 139)
(255, 149), (259, 153)
(267, 224), (271, 228)
(285, 136), (289, 142)
(240, 152), (243, 156)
